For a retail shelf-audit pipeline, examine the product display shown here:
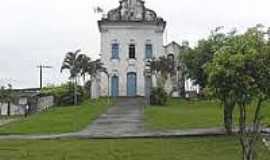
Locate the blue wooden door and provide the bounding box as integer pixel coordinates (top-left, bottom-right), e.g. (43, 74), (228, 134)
(127, 73), (137, 97)
(111, 75), (119, 97)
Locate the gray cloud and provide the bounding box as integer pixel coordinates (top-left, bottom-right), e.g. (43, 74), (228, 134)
(0, 0), (269, 88)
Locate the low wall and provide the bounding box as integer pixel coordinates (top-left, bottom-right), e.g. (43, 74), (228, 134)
(35, 96), (54, 112)
(0, 103), (25, 116)
(0, 96), (54, 116)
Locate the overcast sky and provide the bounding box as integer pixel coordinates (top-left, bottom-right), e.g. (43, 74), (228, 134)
(0, 0), (270, 88)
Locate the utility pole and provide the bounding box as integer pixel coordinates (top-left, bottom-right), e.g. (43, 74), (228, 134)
(37, 65), (53, 89)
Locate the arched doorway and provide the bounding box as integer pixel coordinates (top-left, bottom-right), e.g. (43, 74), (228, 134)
(111, 75), (119, 97)
(127, 72), (137, 97)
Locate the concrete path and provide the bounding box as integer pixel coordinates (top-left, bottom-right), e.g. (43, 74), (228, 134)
(0, 128), (231, 140)
(80, 97), (145, 137)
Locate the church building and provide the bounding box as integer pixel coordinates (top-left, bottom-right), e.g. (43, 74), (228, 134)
(93, 0), (198, 98)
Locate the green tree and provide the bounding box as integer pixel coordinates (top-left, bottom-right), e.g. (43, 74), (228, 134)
(81, 59), (107, 88)
(0, 84), (16, 116)
(182, 27), (236, 134)
(78, 54), (91, 84)
(61, 49), (82, 105)
(82, 59), (107, 99)
(149, 56), (175, 105)
(182, 27), (226, 90)
(150, 56), (176, 89)
(206, 25), (270, 160)
(86, 59), (107, 79)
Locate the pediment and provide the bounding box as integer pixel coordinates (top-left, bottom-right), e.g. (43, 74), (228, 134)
(106, 0), (159, 22)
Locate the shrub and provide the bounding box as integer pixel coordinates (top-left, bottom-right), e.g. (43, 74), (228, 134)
(150, 87), (168, 106)
(41, 82), (84, 106)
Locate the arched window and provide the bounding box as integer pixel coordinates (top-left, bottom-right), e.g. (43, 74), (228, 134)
(168, 54), (175, 70)
(168, 54), (175, 61)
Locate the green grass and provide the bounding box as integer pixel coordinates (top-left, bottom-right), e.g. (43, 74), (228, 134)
(0, 99), (111, 134)
(144, 99), (270, 130)
(0, 137), (268, 160)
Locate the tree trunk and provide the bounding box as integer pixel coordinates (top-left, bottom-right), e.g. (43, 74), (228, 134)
(179, 80), (186, 98)
(224, 99), (235, 134)
(241, 135), (258, 160)
(224, 107), (233, 134)
(178, 68), (186, 98)
(74, 77), (78, 105)
(239, 100), (263, 160)
(7, 101), (11, 117)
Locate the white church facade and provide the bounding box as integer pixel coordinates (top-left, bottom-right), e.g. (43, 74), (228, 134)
(92, 0), (198, 98)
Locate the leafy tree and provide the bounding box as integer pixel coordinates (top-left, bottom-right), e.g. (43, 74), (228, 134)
(0, 84), (16, 116)
(149, 56), (176, 105)
(150, 56), (176, 89)
(182, 27), (226, 90)
(206, 25), (270, 160)
(61, 49), (82, 105)
(182, 28), (237, 133)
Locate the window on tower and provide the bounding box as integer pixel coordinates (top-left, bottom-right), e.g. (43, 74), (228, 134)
(112, 43), (119, 59)
(145, 44), (153, 59)
(129, 44), (136, 59)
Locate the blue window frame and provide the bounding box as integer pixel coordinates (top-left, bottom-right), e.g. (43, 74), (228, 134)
(145, 44), (153, 59)
(112, 43), (119, 59)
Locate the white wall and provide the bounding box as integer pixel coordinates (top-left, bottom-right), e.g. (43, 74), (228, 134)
(0, 102), (25, 116)
(99, 23), (165, 97)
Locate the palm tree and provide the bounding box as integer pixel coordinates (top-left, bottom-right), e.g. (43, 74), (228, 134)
(61, 49), (82, 105)
(87, 59), (106, 78)
(0, 84), (16, 116)
(84, 59), (108, 99)
(78, 54), (91, 84)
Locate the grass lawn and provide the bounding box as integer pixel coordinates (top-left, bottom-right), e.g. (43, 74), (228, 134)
(0, 99), (111, 134)
(144, 99), (270, 130)
(0, 137), (269, 160)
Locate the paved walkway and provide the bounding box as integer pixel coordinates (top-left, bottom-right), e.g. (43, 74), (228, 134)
(0, 98), (269, 140)
(80, 97), (145, 137)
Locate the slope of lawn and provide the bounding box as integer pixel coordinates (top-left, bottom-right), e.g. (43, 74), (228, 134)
(0, 137), (269, 160)
(144, 99), (270, 130)
(0, 99), (111, 134)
